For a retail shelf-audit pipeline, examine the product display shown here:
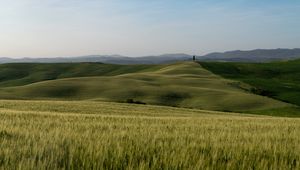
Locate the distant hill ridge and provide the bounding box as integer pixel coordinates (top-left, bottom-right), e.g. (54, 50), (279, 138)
(1, 48), (300, 64)
(201, 48), (300, 62)
(0, 54), (192, 64)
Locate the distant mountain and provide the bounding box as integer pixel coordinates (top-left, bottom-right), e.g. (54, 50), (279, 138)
(0, 54), (192, 64)
(1, 49), (300, 64)
(198, 48), (300, 62)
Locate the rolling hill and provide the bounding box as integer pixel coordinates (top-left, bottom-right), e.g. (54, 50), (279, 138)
(0, 63), (165, 87)
(0, 62), (289, 112)
(201, 59), (300, 106)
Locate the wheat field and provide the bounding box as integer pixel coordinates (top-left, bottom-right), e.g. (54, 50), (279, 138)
(0, 100), (299, 169)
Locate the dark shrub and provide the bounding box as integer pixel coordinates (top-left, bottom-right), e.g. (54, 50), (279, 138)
(126, 99), (134, 103)
(125, 99), (146, 105)
(250, 87), (274, 97)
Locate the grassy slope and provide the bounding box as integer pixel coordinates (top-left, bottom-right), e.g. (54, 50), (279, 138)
(200, 60), (300, 117)
(0, 63), (164, 87)
(200, 59), (300, 106)
(0, 100), (299, 169)
(0, 62), (289, 112)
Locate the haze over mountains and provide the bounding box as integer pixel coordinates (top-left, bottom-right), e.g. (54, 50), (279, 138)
(1, 48), (300, 64)
(0, 54), (192, 65)
(201, 48), (300, 62)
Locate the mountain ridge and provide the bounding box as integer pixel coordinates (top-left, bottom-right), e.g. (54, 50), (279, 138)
(200, 48), (300, 62)
(1, 49), (300, 64)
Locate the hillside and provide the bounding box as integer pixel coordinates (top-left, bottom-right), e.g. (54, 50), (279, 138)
(0, 62), (289, 112)
(201, 59), (300, 106)
(0, 63), (164, 87)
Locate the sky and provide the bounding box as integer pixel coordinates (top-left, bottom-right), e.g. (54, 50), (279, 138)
(0, 0), (300, 58)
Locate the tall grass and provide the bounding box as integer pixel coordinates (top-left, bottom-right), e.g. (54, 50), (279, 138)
(0, 100), (299, 169)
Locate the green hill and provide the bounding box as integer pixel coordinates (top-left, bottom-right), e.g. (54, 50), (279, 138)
(0, 62), (289, 112)
(0, 63), (164, 87)
(201, 59), (300, 106)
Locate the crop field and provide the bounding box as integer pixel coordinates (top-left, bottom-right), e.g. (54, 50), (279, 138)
(0, 100), (299, 169)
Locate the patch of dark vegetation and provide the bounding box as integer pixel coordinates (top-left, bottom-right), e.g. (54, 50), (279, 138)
(158, 92), (190, 107)
(125, 99), (146, 105)
(43, 86), (79, 98)
(0, 130), (14, 140)
(250, 87), (275, 97)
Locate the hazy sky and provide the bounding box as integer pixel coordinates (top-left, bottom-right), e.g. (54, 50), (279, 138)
(1, 0), (300, 58)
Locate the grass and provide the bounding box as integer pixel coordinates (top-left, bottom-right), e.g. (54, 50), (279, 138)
(0, 62), (289, 113)
(0, 63), (164, 87)
(0, 100), (299, 169)
(246, 107), (300, 117)
(1, 60), (299, 169)
(200, 59), (300, 106)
